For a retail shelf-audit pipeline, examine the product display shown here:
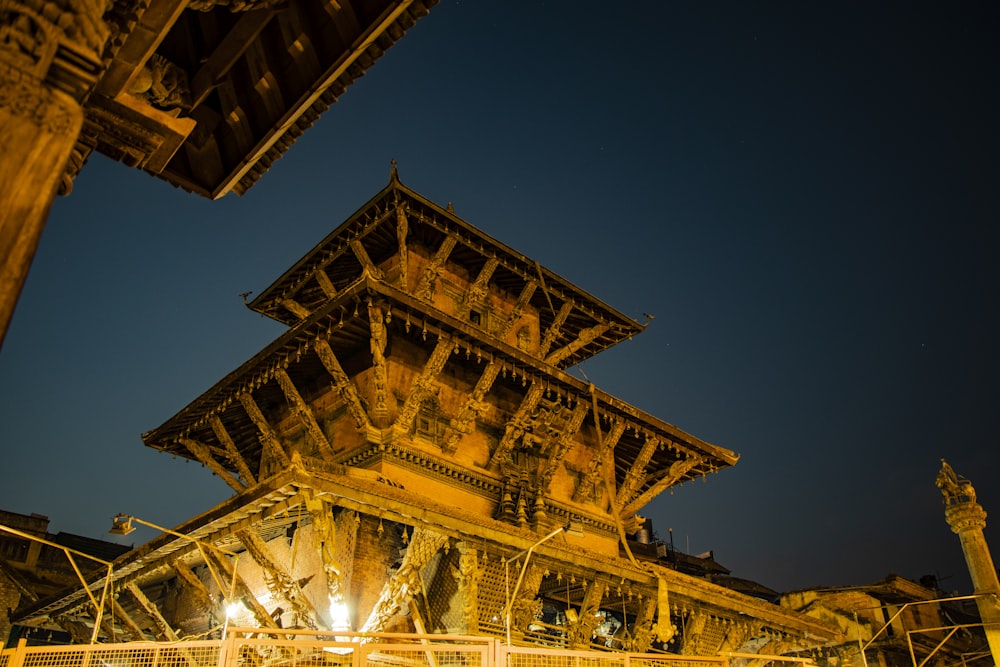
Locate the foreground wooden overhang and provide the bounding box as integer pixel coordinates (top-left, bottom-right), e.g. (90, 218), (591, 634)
(247, 173), (647, 367)
(83, 0), (436, 197)
(143, 273), (739, 512)
(19, 465), (840, 644)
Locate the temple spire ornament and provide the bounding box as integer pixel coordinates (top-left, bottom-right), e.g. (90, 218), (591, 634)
(937, 459), (1000, 664)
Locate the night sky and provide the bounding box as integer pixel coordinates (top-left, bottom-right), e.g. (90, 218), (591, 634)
(1, 2), (998, 595)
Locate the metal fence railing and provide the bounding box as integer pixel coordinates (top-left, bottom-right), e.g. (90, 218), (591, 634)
(2, 629), (798, 667)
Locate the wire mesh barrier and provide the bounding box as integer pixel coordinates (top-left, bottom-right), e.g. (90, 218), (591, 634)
(0, 631), (738, 667)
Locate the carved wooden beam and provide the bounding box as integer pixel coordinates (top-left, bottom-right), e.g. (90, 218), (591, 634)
(237, 528), (320, 629)
(351, 238), (383, 280)
(627, 595), (658, 653)
(537, 401), (589, 492)
(210, 414), (256, 486)
(314, 338), (371, 430)
(359, 527), (449, 633)
(172, 559), (218, 618)
(205, 549), (280, 630)
(573, 419), (626, 503)
(54, 614), (97, 644)
(414, 234), (457, 301)
(509, 563), (545, 638)
(189, 8), (277, 107)
(111, 596), (147, 641)
(568, 578), (606, 649)
(274, 367), (336, 462)
(368, 300), (390, 424)
(461, 257), (498, 316)
(538, 300), (574, 358)
(304, 495), (357, 627)
(497, 280), (537, 339)
(443, 359), (501, 454)
(488, 381), (544, 469)
(238, 391), (291, 473)
(280, 297), (312, 320)
(615, 435), (660, 510)
(545, 323), (609, 366)
(179, 437), (246, 492)
(393, 335), (452, 435)
(127, 581), (180, 641)
(396, 202), (409, 289)
(449, 542), (481, 635)
(621, 455), (702, 517)
(315, 267), (337, 299)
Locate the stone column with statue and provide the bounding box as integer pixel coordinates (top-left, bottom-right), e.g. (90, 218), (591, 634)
(937, 459), (1000, 664)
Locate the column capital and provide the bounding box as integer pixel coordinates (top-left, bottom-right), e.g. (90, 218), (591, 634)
(945, 501), (988, 535)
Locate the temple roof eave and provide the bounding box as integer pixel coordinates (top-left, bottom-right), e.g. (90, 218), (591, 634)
(244, 175), (647, 352)
(16, 466), (841, 644)
(143, 276), (737, 489)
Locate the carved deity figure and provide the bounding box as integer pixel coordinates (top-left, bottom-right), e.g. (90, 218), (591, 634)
(936, 459), (976, 505)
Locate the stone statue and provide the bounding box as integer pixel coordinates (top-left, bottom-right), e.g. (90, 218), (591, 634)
(936, 459), (976, 505)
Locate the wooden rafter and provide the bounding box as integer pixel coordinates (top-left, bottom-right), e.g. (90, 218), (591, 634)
(615, 435), (660, 509)
(537, 401), (589, 492)
(111, 596), (147, 641)
(538, 300), (573, 358)
(179, 437), (246, 492)
(127, 582), (179, 641)
(351, 238), (383, 279)
(314, 338), (370, 430)
(461, 257), (498, 315)
(393, 335), (452, 435)
(443, 359), (500, 453)
(205, 550), (280, 630)
(489, 381), (543, 469)
(237, 528), (320, 629)
(545, 323), (609, 366)
(315, 266), (337, 298)
(621, 455), (702, 517)
(414, 234), (457, 301)
(573, 419), (626, 503)
(238, 391), (291, 471)
(210, 414), (256, 486)
(172, 559), (217, 617)
(280, 297), (312, 320)
(497, 279), (537, 338)
(188, 8), (277, 108)
(274, 367), (336, 461)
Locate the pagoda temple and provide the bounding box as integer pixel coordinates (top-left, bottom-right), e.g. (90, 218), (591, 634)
(15, 170), (840, 654)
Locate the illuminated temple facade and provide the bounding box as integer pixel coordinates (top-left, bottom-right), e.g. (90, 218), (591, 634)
(17, 171), (841, 653)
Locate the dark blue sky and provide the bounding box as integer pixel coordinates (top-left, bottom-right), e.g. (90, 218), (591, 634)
(1, 1), (998, 594)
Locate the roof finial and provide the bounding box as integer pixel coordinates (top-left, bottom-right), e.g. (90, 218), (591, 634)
(390, 158), (399, 182)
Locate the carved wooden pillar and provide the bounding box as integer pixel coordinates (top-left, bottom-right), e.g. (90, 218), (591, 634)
(0, 0), (109, 346)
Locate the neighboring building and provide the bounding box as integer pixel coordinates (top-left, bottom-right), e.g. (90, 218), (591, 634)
(781, 575), (990, 667)
(0, 509), (130, 645)
(13, 172), (842, 654)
